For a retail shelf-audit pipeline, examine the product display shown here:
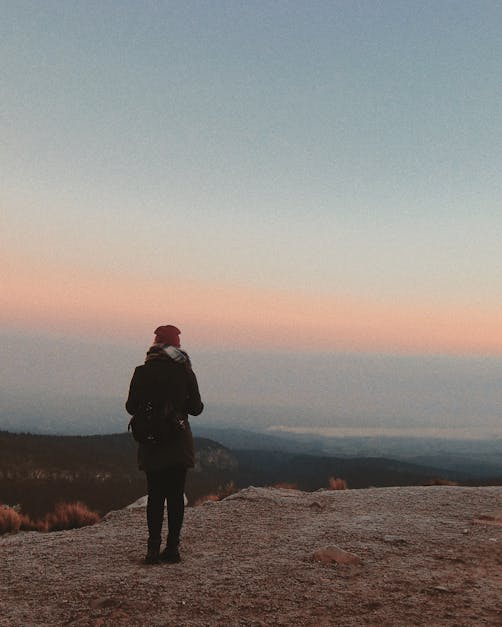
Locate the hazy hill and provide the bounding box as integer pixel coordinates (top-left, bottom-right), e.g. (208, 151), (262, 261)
(232, 449), (467, 490)
(1, 486), (501, 625)
(193, 425), (502, 479)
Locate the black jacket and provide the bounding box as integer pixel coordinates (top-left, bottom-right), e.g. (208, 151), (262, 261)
(126, 357), (203, 471)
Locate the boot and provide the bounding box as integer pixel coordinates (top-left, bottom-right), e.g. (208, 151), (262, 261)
(160, 536), (181, 563)
(144, 539), (161, 565)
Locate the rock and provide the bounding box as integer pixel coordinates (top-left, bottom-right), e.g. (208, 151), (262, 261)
(309, 501), (323, 510)
(127, 494), (188, 508)
(225, 486), (280, 504)
(126, 495), (148, 509)
(313, 546), (361, 565)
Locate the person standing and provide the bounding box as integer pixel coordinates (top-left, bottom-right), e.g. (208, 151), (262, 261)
(126, 325), (204, 564)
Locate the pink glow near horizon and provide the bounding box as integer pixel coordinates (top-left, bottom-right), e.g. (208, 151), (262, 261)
(2, 260), (501, 355)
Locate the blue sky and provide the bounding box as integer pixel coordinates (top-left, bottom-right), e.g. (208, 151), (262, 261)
(4, 2), (501, 296)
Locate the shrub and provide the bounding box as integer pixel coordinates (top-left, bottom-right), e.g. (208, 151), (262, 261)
(328, 477), (348, 490)
(45, 501), (100, 531)
(193, 494), (220, 506)
(0, 505), (21, 534)
(426, 477), (459, 487)
(19, 514), (48, 533)
(217, 481), (238, 499)
(193, 481), (238, 506)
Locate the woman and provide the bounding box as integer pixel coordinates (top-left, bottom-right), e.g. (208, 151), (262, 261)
(126, 324), (204, 564)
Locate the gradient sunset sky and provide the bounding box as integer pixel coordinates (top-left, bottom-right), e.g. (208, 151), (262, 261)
(1, 2), (501, 435)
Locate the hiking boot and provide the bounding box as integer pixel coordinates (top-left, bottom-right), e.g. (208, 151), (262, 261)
(144, 539), (161, 565)
(144, 547), (161, 564)
(160, 536), (181, 563)
(160, 546), (181, 563)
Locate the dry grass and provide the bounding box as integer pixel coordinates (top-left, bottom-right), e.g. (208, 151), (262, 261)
(270, 482), (299, 490)
(1, 501), (100, 534)
(193, 493), (221, 506)
(328, 477), (348, 490)
(193, 481), (238, 506)
(0, 506), (21, 534)
(215, 481), (238, 499)
(45, 501), (100, 531)
(19, 514), (49, 533)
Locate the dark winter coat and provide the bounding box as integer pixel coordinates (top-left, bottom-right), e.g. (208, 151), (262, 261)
(125, 357), (203, 471)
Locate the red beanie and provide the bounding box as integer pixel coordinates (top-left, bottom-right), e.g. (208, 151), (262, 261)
(154, 325), (181, 347)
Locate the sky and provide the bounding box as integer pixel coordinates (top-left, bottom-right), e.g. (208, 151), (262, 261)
(1, 1), (501, 436)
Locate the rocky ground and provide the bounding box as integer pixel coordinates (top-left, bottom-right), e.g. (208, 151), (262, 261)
(1, 486), (501, 626)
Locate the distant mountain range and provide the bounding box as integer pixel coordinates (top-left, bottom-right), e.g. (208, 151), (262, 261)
(233, 450), (463, 491)
(1, 428), (500, 518)
(192, 425), (502, 480)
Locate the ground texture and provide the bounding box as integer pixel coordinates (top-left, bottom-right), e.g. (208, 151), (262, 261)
(1, 486), (501, 626)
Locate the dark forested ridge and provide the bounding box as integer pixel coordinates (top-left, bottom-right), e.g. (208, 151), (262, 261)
(0, 431), (237, 517)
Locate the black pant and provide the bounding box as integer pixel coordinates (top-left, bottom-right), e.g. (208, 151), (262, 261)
(145, 466), (187, 548)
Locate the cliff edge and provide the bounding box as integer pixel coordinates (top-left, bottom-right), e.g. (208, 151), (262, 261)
(1, 486), (501, 626)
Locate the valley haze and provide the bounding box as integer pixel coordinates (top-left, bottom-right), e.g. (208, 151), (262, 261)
(1, 333), (501, 442)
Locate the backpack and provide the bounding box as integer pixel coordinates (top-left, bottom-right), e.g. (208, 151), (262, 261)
(128, 398), (185, 445)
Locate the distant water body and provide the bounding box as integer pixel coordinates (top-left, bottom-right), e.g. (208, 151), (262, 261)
(268, 425), (502, 440)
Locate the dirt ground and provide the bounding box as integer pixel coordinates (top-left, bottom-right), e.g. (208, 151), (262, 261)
(1, 485), (501, 626)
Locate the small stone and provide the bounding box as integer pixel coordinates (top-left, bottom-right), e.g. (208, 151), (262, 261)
(309, 501), (323, 510)
(313, 546), (361, 565)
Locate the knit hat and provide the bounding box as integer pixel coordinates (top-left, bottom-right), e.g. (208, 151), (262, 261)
(154, 324), (181, 347)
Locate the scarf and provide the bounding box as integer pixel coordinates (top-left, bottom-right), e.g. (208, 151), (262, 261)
(145, 343), (191, 367)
